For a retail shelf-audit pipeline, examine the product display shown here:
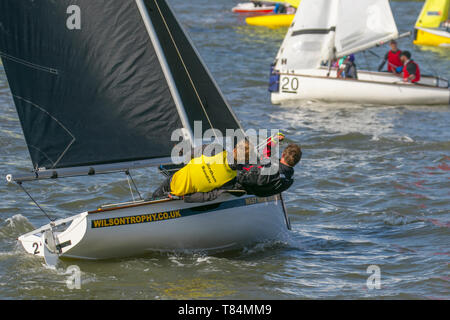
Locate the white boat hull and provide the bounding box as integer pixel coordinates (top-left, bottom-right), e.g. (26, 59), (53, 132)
(232, 2), (275, 13)
(19, 194), (289, 260)
(271, 69), (450, 105)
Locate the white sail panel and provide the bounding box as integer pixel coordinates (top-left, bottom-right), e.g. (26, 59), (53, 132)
(335, 0), (398, 58)
(275, 0), (338, 72)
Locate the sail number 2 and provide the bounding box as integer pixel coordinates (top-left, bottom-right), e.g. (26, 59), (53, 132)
(280, 75), (299, 94)
(32, 242), (40, 255)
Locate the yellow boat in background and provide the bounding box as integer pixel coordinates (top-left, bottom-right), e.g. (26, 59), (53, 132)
(414, 0), (450, 47)
(246, 13), (295, 28)
(245, 0), (298, 28)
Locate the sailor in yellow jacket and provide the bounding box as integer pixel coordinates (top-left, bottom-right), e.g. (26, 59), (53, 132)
(152, 140), (252, 199)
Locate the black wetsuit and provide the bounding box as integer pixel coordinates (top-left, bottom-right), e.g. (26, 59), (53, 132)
(344, 61), (358, 79)
(235, 162), (294, 198)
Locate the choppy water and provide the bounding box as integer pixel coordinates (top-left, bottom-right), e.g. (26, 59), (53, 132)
(0, 0), (449, 299)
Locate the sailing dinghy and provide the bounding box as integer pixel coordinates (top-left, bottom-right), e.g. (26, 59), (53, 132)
(245, 0), (298, 28)
(269, 0), (450, 105)
(246, 14), (295, 28)
(0, 0), (290, 261)
(232, 2), (276, 14)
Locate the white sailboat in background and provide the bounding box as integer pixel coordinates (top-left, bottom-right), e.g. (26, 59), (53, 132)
(0, 0), (290, 262)
(232, 1), (277, 13)
(269, 0), (450, 105)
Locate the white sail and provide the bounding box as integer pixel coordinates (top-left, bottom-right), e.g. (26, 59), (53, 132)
(335, 0), (398, 58)
(275, 0), (338, 72)
(274, 0), (399, 72)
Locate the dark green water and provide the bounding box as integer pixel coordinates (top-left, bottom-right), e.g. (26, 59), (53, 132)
(0, 0), (448, 299)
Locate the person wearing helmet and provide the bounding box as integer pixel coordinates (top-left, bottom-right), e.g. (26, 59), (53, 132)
(337, 54), (358, 79)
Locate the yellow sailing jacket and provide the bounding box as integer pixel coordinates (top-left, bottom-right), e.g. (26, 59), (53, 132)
(170, 151), (236, 196)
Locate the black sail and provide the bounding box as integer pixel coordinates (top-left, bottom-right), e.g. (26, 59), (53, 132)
(145, 0), (242, 135)
(0, 0), (242, 172)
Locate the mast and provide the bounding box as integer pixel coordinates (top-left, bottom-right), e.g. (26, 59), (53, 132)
(135, 0), (193, 144)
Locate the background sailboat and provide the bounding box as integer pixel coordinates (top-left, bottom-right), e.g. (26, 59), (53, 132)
(269, 0), (450, 105)
(232, 1), (277, 13)
(245, 0), (299, 28)
(414, 0), (450, 47)
(0, 0), (290, 260)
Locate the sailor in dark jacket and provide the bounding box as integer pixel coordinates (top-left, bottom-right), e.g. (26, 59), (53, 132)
(234, 143), (301, 198)
(183, 143), (302, 202)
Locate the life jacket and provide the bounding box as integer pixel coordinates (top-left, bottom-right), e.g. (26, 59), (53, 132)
(403, 60), (421, 83)
(387, 50), (402, 72)
(242, 164), (263, 172)
(262, 138), (275, 159)
(170, 151), (237, 196)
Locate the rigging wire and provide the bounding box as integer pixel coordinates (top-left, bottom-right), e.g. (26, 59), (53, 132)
(126, 175), (135, 202)
(420, 51), (440, 79)
(125, 170), (143, 201)
(16, 182), (54, 222)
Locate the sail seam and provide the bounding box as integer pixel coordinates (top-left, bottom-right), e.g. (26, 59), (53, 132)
(0, 51), (59, 75)
(28, 145), (56, 167)
(152, 0), (215, 134)
(13, 95), (76, 169)
(292, 27), (336, 36)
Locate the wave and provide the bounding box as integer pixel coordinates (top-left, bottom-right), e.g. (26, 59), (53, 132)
(0, 214), (35, 241)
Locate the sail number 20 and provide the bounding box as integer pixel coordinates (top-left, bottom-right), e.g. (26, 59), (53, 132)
(280, 75), (299, 94)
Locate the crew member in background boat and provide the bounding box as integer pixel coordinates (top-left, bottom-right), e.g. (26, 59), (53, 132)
(400, 51), (421, 83)
(252, 1), (263, 8)
(184, 142), (302, 202)
(441, 19), (450, 31)
(273, 3), (287, 14)
(337, 54), (358, 79)
(286, 5), (296, 14)
(378, 40), (403, 73)
(272, 3), (295, 14)
(152, 140), (252, 200)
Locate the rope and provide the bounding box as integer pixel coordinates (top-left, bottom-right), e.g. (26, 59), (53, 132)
(421, 53), (439, 79)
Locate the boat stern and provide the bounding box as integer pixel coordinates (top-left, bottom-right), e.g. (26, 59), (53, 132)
(18, 212), (89, 258)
